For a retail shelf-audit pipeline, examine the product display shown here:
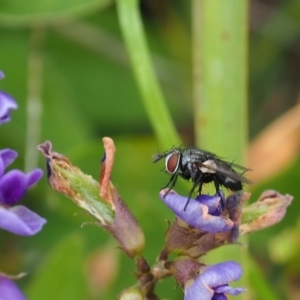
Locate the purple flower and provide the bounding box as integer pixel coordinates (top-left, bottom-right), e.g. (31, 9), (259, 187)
(0, 274), (26, 300)
(159, 189), (234, 233)
(0, 71), (46, 299)
(0, 72), (18, 125)
(0, 72), (46, 236)
(184, 261), (245, 300)
(0, 149), (46, 235)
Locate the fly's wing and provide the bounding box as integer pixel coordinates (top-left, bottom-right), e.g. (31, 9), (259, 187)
(194, 159), (253, 184)
(226, 162), (252, 172)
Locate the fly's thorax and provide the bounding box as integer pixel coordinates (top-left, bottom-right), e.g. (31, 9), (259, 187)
(180, 149), (192, 166)
(181, 149), (210, 165)
(165, 150), (181, 174)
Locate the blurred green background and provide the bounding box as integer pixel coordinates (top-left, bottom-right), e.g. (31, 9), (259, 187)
(0, 0), (300, 299)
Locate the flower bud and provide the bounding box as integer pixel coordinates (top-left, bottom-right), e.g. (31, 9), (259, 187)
(240, 190), (293, 235)
(117, 286), (143, 300)
(38, 139), (145, 258)
(107, 188), (145, 258)
(171, 257), (204, 286)
(38, 140), (115, 226)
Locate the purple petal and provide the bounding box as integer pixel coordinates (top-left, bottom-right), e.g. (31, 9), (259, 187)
(25, 168), (43, 187)
(0, 169), (43, 206)
(0, 275), (26, 300)
(159, 190), (233, 232)
(195, 192), (223, 216)
(212, 294), (227, 300)
(203, 262), (243, 287)
(0, 205), (46, 235)
(0, 170), (27, 205)
(0, 149), (18, 177)
(0, 71), (4, 79)
(0, 91), (18, 125)
(214, 285), (246, 295)
(185, 261), (245, 300)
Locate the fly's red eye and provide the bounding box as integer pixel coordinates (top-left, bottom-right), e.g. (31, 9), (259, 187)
(165, 152), (180, 174)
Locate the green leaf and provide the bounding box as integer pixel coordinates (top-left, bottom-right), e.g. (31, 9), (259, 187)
(116, 0), (181, 148)
(249, 254), (281, 300)
(25, 233), (88, 300)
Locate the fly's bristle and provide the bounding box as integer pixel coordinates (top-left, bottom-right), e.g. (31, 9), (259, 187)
(152, 153), (164, 163)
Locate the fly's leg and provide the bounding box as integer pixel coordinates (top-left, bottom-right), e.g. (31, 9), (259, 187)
(198, 181), (203, 195)
(183, 173), (203, 211)
(163, 172), (191, 198)
(162, 172), (179, 198)
(213, 177), (225, 209)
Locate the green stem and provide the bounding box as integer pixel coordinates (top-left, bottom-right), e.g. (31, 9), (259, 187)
(116, 0), (180, 148)
(25, 24), (45, 171)
(192, 1), (249, 299)
(193, 0), (248, 161)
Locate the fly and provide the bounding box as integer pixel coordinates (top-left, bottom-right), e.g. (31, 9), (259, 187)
(153, 147), (252, 210)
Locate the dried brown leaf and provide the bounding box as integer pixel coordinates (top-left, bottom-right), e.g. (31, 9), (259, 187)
(248, 103), (300, 182)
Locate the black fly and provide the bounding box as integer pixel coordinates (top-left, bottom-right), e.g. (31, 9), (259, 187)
(153, 147), (252, 210)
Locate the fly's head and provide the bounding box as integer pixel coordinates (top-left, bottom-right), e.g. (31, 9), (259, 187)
(153, 148), (182, 175)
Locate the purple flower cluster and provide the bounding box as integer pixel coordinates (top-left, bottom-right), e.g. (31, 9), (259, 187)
(0, 71), (46, 299)
(184, 261), (245, 300)
(160, 189), (245, 300)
